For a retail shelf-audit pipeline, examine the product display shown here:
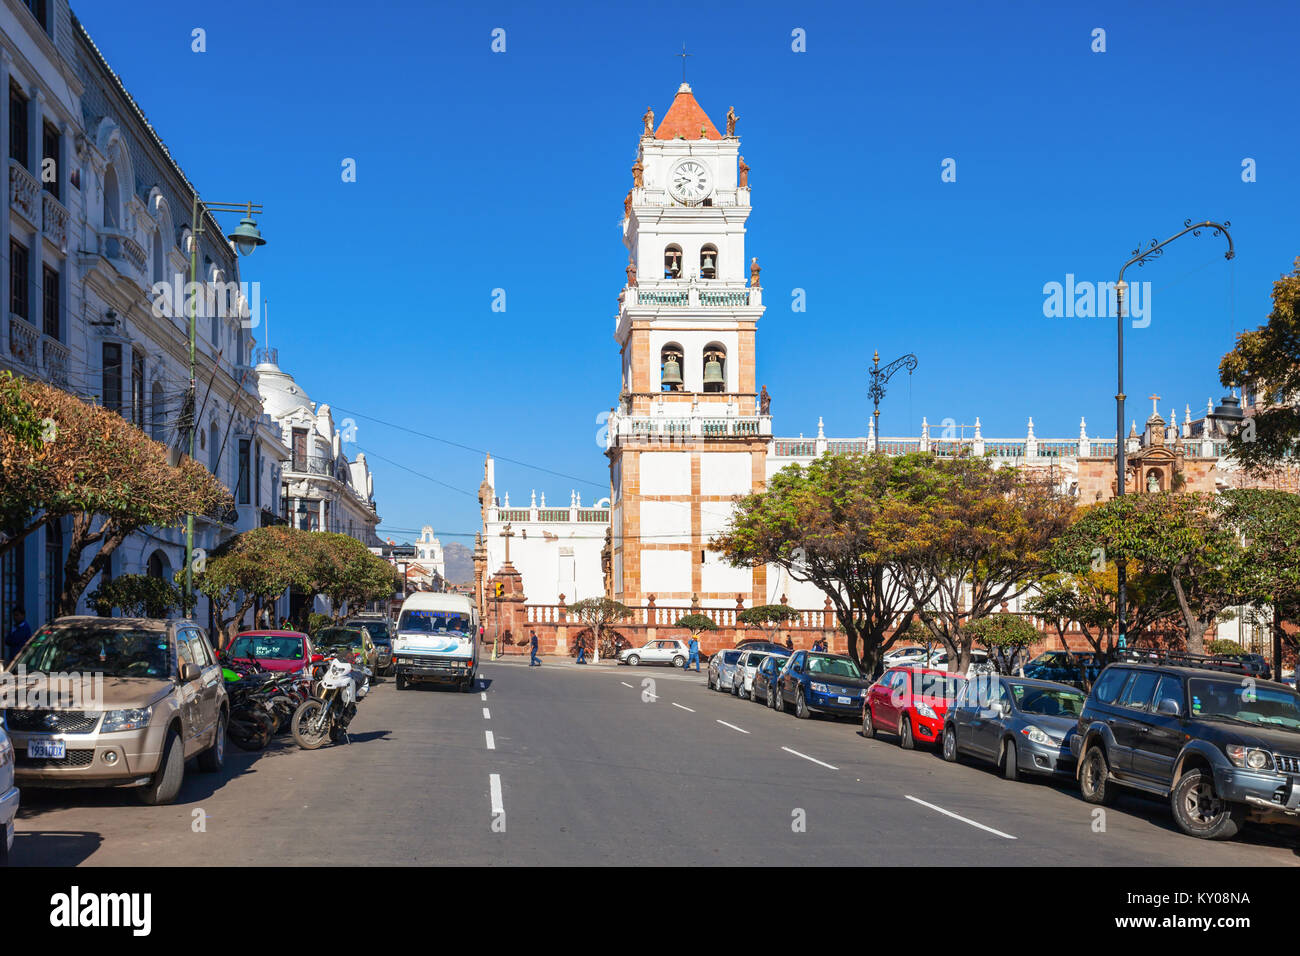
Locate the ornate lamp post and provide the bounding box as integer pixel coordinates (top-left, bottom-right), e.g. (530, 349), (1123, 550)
(181, 199), (266, 618)
(868, 349), (918, 452)
(1113, 219), (1233, 645)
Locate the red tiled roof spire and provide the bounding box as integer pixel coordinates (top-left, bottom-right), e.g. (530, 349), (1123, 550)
(654, 83), (722, 140)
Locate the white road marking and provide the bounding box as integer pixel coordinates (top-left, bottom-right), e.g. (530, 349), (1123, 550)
(781, 746), (837, 770)
(489, 774), (504, 815)
(482, 707), (491, 720)
(485, 731), (495, 750)
(672, 702), (695, 712)
(904, 795), (1017, 840)
(480, 692), (487, 700)
(716, 719), (750, 735)
(620, 682), (633, 688)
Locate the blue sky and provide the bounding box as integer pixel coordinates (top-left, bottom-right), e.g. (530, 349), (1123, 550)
(77, 0), (1299, 546)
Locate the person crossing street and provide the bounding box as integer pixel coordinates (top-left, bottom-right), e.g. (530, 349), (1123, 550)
(529, 628), (542, 667)
(686, 633), (700, 672)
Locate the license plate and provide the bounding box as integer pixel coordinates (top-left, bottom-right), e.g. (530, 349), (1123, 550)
(28, 738), (65, 759)
(837, 696), (852, 705)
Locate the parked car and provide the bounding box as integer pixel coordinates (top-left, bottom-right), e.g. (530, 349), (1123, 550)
(346, 617), (394, 676)
(754, 655), (784, 708)
(1071, 650), (1300, 840)
(942, 676), (1085, 780)
(926, 648), (995, 676)
(735, 639), (791, 655)
(226, 630), (313, 673)
(619, 639), (688, 667)
(708, 649), (743, 692)
(774, 650), (872, 720)
(1022, 650), (1105, 690)
(1234, 653), (1273, 681)
(313, 626), (379, 678)
(3, 617), (227, 805)
(733, 648), (789, 699)
(0, 724), (16, 865)
(864, 665), (966, 749)
(882, 645), (930, 669)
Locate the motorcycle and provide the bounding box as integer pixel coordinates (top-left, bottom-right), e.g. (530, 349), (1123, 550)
(291, 652), (371, 750)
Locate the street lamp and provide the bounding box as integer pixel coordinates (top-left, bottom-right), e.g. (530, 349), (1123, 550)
(868, 349), (918, 452)
(181, 198), (266, 618)
(1113, 219), (1233, 646)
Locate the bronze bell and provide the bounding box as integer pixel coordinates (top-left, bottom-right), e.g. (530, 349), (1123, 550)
(703, 357), (724, 386)
(702, 254), (716, 277)
(661, 355), (683, 387)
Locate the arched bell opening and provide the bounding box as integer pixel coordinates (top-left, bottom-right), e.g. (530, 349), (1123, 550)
(660, 344), (684, 392)
(700, 244), (718, 280)
(664, 244), (682, 279)
(702, 344), (726, 393)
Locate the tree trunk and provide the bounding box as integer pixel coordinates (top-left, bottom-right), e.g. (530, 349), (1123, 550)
(60, 515), (128, 617)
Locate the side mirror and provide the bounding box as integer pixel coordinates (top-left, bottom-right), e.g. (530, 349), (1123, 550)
(310, 654), (325, 663)
(1156, 698), (1181, 717)
(180, 662), (201, 682)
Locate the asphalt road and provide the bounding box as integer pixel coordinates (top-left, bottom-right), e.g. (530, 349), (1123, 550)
(10, 658), (1300, 866)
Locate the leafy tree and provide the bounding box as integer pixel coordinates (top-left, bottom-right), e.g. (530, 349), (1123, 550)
(567, 597), (632, 663)
(88, 573), (181, 619)
(714, 453), (929, 676)
(676, 613), (717, 636)
(1028, 562), (1180, 657)
(885, 455), (1073, 674)
(193, 526), (313, 648)
(1217, 488), (1300, 660)
(1050, 493), (1246, 654)
(1206, 638), (1244, 656)
(737, 604), (798, 641)
(1218, 258), (1300, 470)
(965, 613), (1039, 674)
(0, 376), (229, 615)
(306, 532), (399, 620)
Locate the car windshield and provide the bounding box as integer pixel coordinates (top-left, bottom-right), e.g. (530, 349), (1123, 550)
(349, 621), (390, 643)
(722, 651), (740, 664)
(17, 624), (172, 679)
(807, 655), (862, 679)
(398, 610), (471, 634)
(1011, 683), (1086, 717)
(229, 635), (303, 660)
(909, 671), (965, 699)
(1189, 678), (1300, 730)
(315, 628), (364, 649)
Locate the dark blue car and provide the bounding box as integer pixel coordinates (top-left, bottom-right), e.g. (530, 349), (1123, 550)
(774, 650), (871, 719)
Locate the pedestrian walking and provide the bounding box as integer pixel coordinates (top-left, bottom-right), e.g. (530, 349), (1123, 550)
(5, 607), (31, 666)
(575, 637), (587, 665)
(529, 628), (542, 666)
(785, 635), (794, 651)
(687, 634), (700, 672)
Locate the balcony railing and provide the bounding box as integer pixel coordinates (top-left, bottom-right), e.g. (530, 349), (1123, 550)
(42, 190), (69, 250)
(41, 335), (69, 387)
(289, 454), (339, 477)
(8, 160), (39, 227)
(8, 315), (39, 369)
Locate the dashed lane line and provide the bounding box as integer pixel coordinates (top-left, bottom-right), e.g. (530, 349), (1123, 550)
(672, 702), (696, 712)
(781, 746), (838, 770)
(489, 774), (504, 816)
(717, 719), (750, 735)
(482, 707), (491, 720)
(904, 795), (1017, 840)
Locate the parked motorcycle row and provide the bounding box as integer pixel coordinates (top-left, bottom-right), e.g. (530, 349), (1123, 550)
(219, 649), (372, 752)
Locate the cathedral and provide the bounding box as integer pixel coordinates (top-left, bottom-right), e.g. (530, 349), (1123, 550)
(475, 83), (1294, 645)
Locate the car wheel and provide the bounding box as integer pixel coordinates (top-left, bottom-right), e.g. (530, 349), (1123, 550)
(627, 654), (641, 666)
(1171, 768), (1245, 840)
(732, 680), (740, 698)
(862, 704), (876, 739)
(899, 715), (915, 750)
(1079, 744), (1116, 806)
(138, 728), (185, 806)
(197, 711), (226, 773)
(795, 691), (811, 719)
(769, 685), (780, 710)
(707, 673), (715, 690)
(1001, 739), (1019, 781)
(673, 655), (685, 668)
(941, 724), (957, 761)
(396, 672), (407, 690)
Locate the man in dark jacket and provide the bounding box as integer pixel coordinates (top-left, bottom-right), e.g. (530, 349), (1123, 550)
(5, 607), (31, 665)
(529, 629), (542, 667)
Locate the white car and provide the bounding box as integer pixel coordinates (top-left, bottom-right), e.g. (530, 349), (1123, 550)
(619, 639), (689, 667)
(731, 649), (790, 699)
(927, 648), (995, 676)
(0, 725), (17, 866)
(882, 645), (930, 668)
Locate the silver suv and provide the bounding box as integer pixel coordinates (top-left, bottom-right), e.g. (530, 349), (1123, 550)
(3, 617), (227, 805)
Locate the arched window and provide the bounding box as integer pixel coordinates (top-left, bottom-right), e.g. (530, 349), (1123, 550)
(150, 380), (166, 442)
(703, 344), (726, 393)
(146, 550), (165, 579)
(700, 244), (718, 279)
(663, 244), (682, 279)
(103, 164), (121, 229)
(660, 344), (684, 392)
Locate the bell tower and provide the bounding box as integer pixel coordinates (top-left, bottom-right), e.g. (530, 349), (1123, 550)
(606, 84), (770, 609)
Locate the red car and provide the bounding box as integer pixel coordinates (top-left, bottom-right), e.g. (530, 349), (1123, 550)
(226, 630), (314, 673)
(863, 665), (966, 749)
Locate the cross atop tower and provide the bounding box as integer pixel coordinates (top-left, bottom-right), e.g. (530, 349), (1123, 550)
(677, 42), (692, 82)
(1148, 394), (1161, 417)
(499, 522), (514, 564)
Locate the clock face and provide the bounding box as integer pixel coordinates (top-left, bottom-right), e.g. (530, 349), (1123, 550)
(670, 160), (711, 202)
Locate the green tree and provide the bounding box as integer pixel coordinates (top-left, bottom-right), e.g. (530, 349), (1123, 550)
(965, 613), (1040, 674)
(1217, 488), (1300, 660)
(306, 532), (399, 620)
(676, 613), (717, 636)
(713, 453), (929, 675)
(886, 455), (1073, 674)
(88, 573), (181, 619)
(567, 597), (632, 663)
(194, 526), (313, 648)
(1050, 493), (1246, 654)
(736, 604), (799, 642)
(1218, 258), (1300, 471)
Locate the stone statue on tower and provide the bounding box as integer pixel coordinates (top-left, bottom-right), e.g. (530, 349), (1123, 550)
(738, 156), (749, 188)
(642, 107), (654, 136)
(726, 106), (738, 136)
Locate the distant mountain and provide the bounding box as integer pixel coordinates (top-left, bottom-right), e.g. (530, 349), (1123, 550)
(443, 542), (474, 585)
